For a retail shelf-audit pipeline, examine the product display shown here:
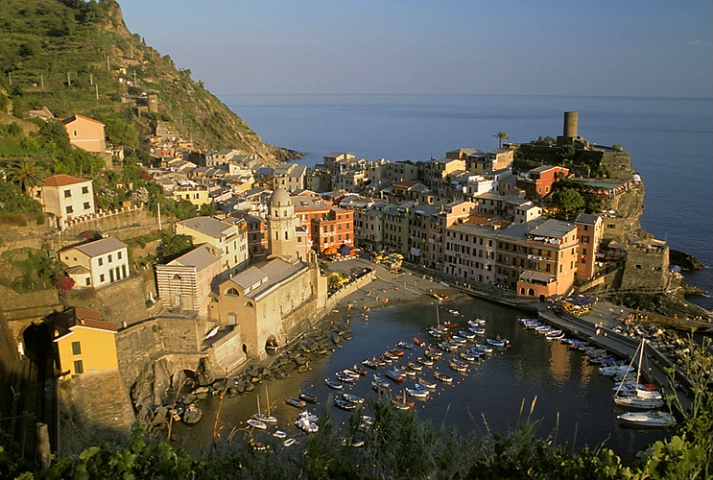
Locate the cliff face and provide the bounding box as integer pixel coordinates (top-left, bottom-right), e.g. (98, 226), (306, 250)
(0, 0), (298, 163)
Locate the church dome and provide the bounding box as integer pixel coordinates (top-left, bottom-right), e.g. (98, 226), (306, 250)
(270, 188), (292, 208)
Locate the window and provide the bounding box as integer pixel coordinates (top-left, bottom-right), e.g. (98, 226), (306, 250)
(65, 206), (73, 214)
(98, 258), (103, 266)
(73, 360), (84, 374)
(108, 255), (113, 263)
(71, 341), (81, 355)
(118, 251), (122, 260)
(83, 202), (90, 210)
(85, 278), (90, 286)
(100, 274), (105, 282)
(226, 288), (239, 296)
(82, 186), (89, 194)
(64, 190), (72, 198)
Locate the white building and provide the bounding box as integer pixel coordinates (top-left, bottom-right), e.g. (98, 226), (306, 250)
(59, 237), (130, 289)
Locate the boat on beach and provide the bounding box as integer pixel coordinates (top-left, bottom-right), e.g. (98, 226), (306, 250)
(285, 397), (306, 408)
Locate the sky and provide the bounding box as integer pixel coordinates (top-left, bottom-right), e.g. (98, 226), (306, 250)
(117, 1), (712, 97)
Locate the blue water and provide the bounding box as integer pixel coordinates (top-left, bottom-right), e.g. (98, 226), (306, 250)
(222, 94), (712, 309)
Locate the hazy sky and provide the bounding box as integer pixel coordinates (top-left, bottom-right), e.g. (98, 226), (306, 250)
(118, 1), (712, 97)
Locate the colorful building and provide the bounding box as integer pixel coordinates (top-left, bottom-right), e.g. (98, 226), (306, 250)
(61, 114), (106, 153)
(59, 237), (130, 289)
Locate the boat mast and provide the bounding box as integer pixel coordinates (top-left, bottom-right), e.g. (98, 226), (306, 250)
(614, 340), (641, 398)
(635, 339), (645, 389)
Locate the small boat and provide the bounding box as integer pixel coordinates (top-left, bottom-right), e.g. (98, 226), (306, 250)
(372, 381), (390, 393)
(469, 326), (486, 335)
(253, 412), (277, 423)
(373, 357), (387, 367)
(617, 411), (675, 427)
(373, 374), (390, 389)
(247, 418), (267, 430)
(400, 366), (416, 377)
(459, 351), (477, 362)
(433, 371), (453, 384)
(392, 391), (413, 410)
(438, 341), (459, 352)
(486, 338), (506, 348)
(417, 378), (436, 390)
(614, 339), (664, 409)
(414, 337), (426, 347)
(406, 387), (429, 399)
(286, 397), (306, 408)
(183, 404), (203, 424)
(342, 369), (361, 379)
(427, 328), (443, 339)
(342, 393), (364, 404)
(468, 318), (486, 328)
(459, 330), (476, 340)
(417, 356), (434, 367)
(407, 361), (423, 372)
(352, 365), (369, 376)
(283, 438), (296, 447)
(388, 348), (405, 358)
(383, 351), (399, 361)
(294, 411), (319, 433)
(335, 372), (356, 384)
(362, 359), (378, 369)
(386, 368), (405, 383)
(325, 379), (344, 390)
(442, 321), (458, 329)
(397, 341), (413, 350)
(449, 360), (468, 373)
(361, 415), (374, 425)
(334, 398), (357, 411)
(451, 335), (467, 345)
(273, 430), (287, 439)
(474, 344), (493, 354)
(299, 393), (318, 404)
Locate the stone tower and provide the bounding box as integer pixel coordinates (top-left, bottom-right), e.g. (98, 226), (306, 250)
(267, 187), (298, 262)
(147, 94), (159, 113)
(563, 111), (578, 138)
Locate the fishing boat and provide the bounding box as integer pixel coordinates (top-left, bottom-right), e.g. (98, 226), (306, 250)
(427, 328), (444, 338)
(468, 318), (486, 328)
(373, 374), (390, 388)
(325, 378), (344, 390)
(406, 387), (430, 399)
(273, 430), (287, 439)
(294, 411), (319, 433)
(343, 393), (365, 404)
(407, 361), (423, 372)
(449, 359), (468, 373)
(386, 368), (405, 383)
(247, 418), (267, 430)
(285, 397), (306, 408)
(397, 341), (413, 350)
(617, 411), (675, 427)
(334, 398), (357, 411)
(362, 359), (378, 369)
(451, 335), (467, 345)
(400, 366), (416, 377)
(342, 369), (361, 379)
(253, 389), (277, 423)
(388, 348), (405, 358)
(474, 344), (493, 354)
(459, 351), (477, 362)
(383, 351), (400, 361)
(433, 371), (453, 384)
(414, 337), (426, 347)
(417, 378), (436, 390)
(486, 338), (506, 348)
(417, 356), (434, 367)
(299, 392), (318, 404)
(335, 372), (356, 384)
(459, 330), (476, 340)
(469, 326), (486, 335)
(392, 390), (413, 410)
(442, 321), (458, 329)
(614, 339), (664, 409)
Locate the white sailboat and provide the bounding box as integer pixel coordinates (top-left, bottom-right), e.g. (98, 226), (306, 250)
(253, 387), (277, 423)
(614, 339), (664, 409)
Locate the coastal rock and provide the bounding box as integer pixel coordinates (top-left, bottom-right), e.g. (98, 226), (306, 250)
(130, 358), (174, 410)
(670, 249), (705, 271)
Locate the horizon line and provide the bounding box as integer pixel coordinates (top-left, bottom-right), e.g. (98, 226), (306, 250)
(214, 92), (713, 101)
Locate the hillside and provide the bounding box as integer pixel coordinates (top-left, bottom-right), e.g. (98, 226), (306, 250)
(0, 0), (298, 162)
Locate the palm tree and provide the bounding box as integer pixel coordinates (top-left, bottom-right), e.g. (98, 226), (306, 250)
(494, 132), (509, 149)
(5, 158), (45, 193)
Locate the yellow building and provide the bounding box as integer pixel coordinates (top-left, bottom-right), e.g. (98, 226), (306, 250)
(61, 114), (106, 153)
(52, 307), (118, 379)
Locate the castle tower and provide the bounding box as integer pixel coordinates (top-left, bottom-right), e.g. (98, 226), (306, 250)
(563, 111), (578, 138)
(147, 94), (159, 113)
(267, 188), (298, 262)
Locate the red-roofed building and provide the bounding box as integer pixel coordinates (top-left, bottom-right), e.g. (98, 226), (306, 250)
(33, 174), (95, 226)
(311, 207), (354, 255)
(516, 165), (569, 201)
(62, 114), (106, 153)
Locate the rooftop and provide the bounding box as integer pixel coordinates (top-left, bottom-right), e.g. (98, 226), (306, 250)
(69, 237), (127, 258)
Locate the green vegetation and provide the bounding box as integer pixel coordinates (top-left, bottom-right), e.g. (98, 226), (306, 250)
(494, 131), (509, 149)
(1, 340), (710, 479)
(158, 231), (193, 263)
(551, 189), (585, 220)
(0, 248), (66, 293)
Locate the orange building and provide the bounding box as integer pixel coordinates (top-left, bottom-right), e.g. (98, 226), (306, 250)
(310, 207), (354, 255)
(231, 212), (269, 263)
(516, 165), (569, 201)
(61, 114), (106, 153)
(574, 214), (603, 281)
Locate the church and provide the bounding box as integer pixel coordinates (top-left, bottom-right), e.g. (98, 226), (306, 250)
(208, 188), (328, 359)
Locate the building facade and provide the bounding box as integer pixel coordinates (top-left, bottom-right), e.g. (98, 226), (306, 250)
(59, 237), (130, 289)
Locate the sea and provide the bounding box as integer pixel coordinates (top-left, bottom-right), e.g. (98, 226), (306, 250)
(222, 93), (712, 310)
(173, 94), (713, 462)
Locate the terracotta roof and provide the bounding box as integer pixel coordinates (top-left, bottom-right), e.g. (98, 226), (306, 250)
(61, 113), (105, 126)
(53, 307), (117, 340)
(43, 174), (89, 187)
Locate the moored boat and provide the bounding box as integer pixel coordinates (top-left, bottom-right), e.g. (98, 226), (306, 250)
(386, 368), (405, 383)
(273, 430), (287, 439)
(285, 397), (306, 408)
(343, 393), (364, 404)
(247, 418), (267, 430)
(299, 392), (318, 404)
(325, 378), (344, 390)
(433, 371), (453, 384)
(417, 378), (436, 390)
(406, 387), (430, 399)
(295, 411), (319, 433)
(617, 411), (675, 427)
(334, 398), (357, 411)
(283, 438), (297, 447)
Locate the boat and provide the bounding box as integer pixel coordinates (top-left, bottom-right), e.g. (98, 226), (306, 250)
(414, 337), (426, 347)
(459, 330), (476, 340)
(342, 369), (361, 379)
(388, 348), (405, 358)
(392, 390), (413, 410)
(459, 351), (477, 362)
(386, 368), (405, 383)
(373, 374), (390, 388)
(335, 372), (356, 384)
(469, 326), (486, 335)
(427, 328), (443, 338)
(617, 411), (675, 427)
(362, 359), (378, 369)
(283, 438), (297, 447)
(343, 393), (364, 404)
(325, 379), (344, 390)
(397, 341), (413, 350)
(451, 335), (467, 345)
(253, 389), (277, 423)
(468, 318), (486, 328)
(474, 344), (493, 354)
(400, 366), (416, 377)
(486, 338), (506, 348)
(372, 381), (390, 393)
(417, 378), (436, 390)
(247, 418), (267, 430)
(273, 430), (287, 439)
(352, 365), (369, 376)
(433, 371), (453, 384)
(334, 398), (357, 411)
(417, 356), (434, 367)
(383, 351), (400, 361)
(406, 387), (430, 399)
(407, 361), (423, 372)
(294, 411), (319, 433)
(285, 397), (306, 408)
(442, 321), (458, 329)
(614, 339), (664, 409)
(183, 404), (203, 424)
(449, 360), (468, 373)
(299, 392), (318, 404)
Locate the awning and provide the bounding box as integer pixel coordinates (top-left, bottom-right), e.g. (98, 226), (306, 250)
(519, 271), (554, 284)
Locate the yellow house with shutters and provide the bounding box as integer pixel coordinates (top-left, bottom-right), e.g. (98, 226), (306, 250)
(52, 307), (118, 379)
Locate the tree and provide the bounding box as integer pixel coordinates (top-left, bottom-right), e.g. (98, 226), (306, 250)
(5, 158), (45, 193)
(552, 189), (585, 219)
(159, 232), (193, 263)
(105, 118), (139, 149)
(494, 131), (509, 149)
